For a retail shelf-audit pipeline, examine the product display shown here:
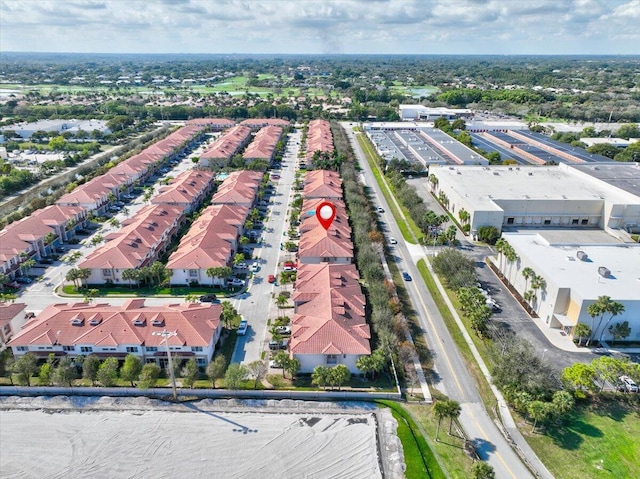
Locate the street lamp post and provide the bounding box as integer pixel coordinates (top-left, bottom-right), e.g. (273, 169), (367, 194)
(541, 348), (548, 362)
(153, 330), (178, 401)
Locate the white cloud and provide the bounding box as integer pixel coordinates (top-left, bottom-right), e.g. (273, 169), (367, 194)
(0, 0), (637, 54)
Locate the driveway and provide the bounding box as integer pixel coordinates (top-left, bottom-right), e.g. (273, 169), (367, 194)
(231, 130), (301, 365)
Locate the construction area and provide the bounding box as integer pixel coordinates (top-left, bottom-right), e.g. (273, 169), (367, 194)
(0, 396), (405, 479)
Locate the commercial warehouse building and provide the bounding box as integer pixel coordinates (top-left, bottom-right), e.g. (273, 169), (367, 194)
(429, 162), (640, 237)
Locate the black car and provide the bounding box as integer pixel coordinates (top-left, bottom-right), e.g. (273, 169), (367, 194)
(402, 272), (412, 281)
(39, 258), (54, 264)
(199, 294), (218, 303)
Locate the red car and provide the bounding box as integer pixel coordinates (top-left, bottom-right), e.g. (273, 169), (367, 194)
(268, 274), (276, 283)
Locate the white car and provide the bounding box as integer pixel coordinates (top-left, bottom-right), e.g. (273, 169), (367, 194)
(237, 320), (249, 336)
(619, 375), (638, 393)
(249, 262), (260, 272)
(377, 207), (384, 213)
(228, 278), (245, 287)
(389, 238), (397, 245)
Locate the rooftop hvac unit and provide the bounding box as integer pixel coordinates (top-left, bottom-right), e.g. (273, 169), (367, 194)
(576, 251), (588, 261)
(598, 266), (611, 278)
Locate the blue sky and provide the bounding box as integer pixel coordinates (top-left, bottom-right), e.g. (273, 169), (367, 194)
(1, 0), (639, 55)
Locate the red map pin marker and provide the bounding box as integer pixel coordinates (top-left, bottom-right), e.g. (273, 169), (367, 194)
(316, 201), (336, 230)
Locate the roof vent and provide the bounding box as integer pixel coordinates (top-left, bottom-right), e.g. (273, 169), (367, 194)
(598, 266), (611, 278)
(577, 250), (588, 261)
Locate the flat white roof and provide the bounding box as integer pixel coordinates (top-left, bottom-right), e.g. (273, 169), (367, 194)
(430, 163), (637, 209)
(504, 232), (640, 301)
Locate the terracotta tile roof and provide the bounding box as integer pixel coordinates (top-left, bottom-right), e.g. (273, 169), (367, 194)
(300, 198), (350, 236)
(293, 264), (361, 298)
(187, 118), (235, 130)
(200, 125), (252, 160)
(239, 118), (290, 130)
(297, 225), (354, 261)
(58, 125), (205, 207)
(306, 119), (334, 159)
(167, 204), (248, 270)
(8, 300), (221, 350)
(303, 170), (343, 199)
(243, 126), (283, 160)
(151, 169), (214, 205)
(290, 313), (371, 355)
(79, 204), (184, 269)
(0, 205), (85, 261)
(0, 302), (27, 328)
(210, 170), (262, 205)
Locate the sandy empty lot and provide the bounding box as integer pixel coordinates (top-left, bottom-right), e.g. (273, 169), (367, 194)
(0, 397), (402, 479)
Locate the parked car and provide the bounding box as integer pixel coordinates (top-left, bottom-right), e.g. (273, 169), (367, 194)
(16, 277), (33, 284)
(271, 174), (281, 180)
(199, 294), (218, 303)
(389, 237), (397, 245)
(269, 359), (283, 369)
(249, 262), (260, 272)
(235, 262), (248, 270)
(619, 375), (638, 393)
(268, 274), (276, 283)
(268, 339), (289, 350)
(377, 207), (384, 213)
(274, 326), (291, 336)
(39, 258), (54, 264)
(228, 278), (245, 287)
(402, 272), (412, 281)
(237, 319), (249, 336)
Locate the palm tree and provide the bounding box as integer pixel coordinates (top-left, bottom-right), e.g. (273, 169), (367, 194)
(531, 274), (547, 308)
(275, 294), (287, 317)
(598, 300), (625, 344)
(65, 268), (80, 289)
(433, 400), (449, 442)
(122, 268), (139, 288)
(76, 268), (91, 289)
(521, 267), (535, 292)
(587, 296), (614, 346)
(149, 261), (168, 287)
(586, 303), (600, 347)
(428, 174), (439, 193)
(206, 266), (232, 286)
(494, 238), (507, 272)
(446, 400), (462, 435)
(573, 323), (591, 347)
(523, 290), (536, 307)
(20, 258), (36, 276)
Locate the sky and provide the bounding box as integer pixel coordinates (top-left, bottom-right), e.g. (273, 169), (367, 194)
(1, 0), (639, 55)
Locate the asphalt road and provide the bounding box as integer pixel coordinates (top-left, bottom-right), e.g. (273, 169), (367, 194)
(231, 130), (301, 365)
(345, 123), (534, 479)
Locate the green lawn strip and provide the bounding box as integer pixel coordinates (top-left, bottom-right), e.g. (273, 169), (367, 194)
(523, 399), (640, 479)
(416, 259), (496, 414)
(404, 402), (475, 479)
(59, 284), (240, 298)
(377, 400), (446, 479)
(356, 134), (422, 243)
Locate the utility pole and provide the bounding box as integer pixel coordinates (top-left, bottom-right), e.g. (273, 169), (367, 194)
(153, 330), (178, 401)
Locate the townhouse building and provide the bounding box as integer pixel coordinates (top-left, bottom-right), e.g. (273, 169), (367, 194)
(79, 204), (185, 285)
(0, 302), (27, 351)
(8, 299), (222, 367)
(151, 169), (214, 214)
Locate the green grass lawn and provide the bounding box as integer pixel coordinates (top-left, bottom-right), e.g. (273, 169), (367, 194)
(377, 400), (447, 479)
(416, 259), (497, 413)
(356, 132), (423, 243)
(60, 284), (241, 298)
(524, 398), (640, 479)
(404, 401), (475, 479)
